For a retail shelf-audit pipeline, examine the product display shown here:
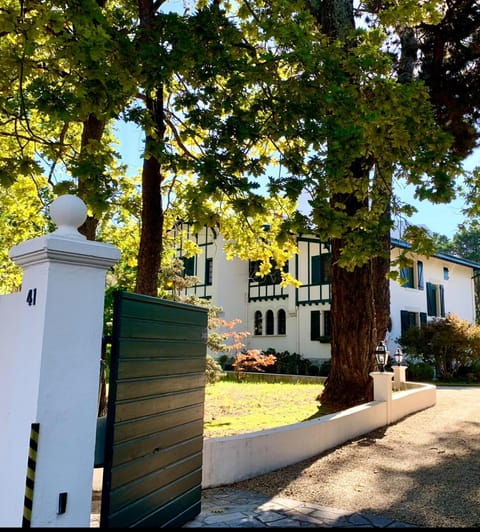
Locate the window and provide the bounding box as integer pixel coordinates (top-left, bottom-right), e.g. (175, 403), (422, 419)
(254, 311), (263, 335)
(310, 310), (321, 340)
(310, 310), (331, 341)
(249, 259), (287, 285)
(443, 267), (449, 280)
(311, 254), (331, 285)
(277, 309), (286, 335)
(181, 256), (195, 276)
(206, 258), (213, 285)
(266, 310), (274, 335)
(400, 260), (423, 290)
(426, 282), (445, 317)
(400, 265), (414, 288)
(400, 310), (427, 335)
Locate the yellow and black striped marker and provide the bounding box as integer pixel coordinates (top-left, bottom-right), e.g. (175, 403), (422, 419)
(22, 423), (40, 528)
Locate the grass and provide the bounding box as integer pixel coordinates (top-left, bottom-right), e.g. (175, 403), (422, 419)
(203, 379), (331, 438)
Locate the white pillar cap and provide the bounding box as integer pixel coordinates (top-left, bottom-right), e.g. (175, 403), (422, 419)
(49, 194), (87, 239)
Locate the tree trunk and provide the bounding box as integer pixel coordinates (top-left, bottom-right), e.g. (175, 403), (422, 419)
(319, 186), (390, 409)
(134, 88), (165, 296)
(77, 112), (104, 240)
(307, 0), (391, 409)
(134, 1), (166, 297)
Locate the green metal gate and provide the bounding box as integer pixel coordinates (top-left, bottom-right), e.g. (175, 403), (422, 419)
(99, 291), (208, 528)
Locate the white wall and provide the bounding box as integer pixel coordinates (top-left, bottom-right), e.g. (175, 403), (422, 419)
(202, 378), (436, 488)
(389, 248), (476, 352)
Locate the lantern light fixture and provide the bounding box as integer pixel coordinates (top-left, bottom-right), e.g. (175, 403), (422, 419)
(394, 348), (404, 366)
(375, 341), (389, 372)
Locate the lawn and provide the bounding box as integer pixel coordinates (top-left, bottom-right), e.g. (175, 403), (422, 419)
(203, 379), (331, 438)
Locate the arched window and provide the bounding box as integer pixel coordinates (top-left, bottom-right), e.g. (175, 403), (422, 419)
(277, 309), (286, 335)
(254, 311), (263, 335)
(266, 310), (274, 335)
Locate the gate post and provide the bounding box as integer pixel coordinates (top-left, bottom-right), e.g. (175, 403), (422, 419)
(1, 195), (120, 527)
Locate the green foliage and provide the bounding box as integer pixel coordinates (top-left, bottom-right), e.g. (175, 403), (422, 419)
(205, 354), (225, 385)
(0, 177), (51, 293)
(263, 348), (319, 376)
(398, 313), (480, 381)
(406, 361), (435, 382)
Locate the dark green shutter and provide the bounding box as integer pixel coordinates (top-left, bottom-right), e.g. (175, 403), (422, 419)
(426, 282), (437, 316)
(320, 254), (331, 284)
(400, 310), (409, 335)
(440, 285), (445, 317)
(311, 310), (321, 340)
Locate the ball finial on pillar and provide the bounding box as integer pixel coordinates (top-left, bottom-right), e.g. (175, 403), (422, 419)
(49, 195), (88, 239)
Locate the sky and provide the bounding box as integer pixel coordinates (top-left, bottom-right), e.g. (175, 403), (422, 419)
(114, 121), (480, 241)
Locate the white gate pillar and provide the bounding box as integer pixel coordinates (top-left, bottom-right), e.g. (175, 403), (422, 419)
(370, 371), (394, 425)
(1, 195), (120, 527)
(393, 365), (407, 391)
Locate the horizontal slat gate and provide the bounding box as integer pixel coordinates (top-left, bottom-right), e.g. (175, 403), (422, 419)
(100, 291), (208, 528)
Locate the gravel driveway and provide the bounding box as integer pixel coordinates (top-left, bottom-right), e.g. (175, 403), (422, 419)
(229, 386), (480, 528)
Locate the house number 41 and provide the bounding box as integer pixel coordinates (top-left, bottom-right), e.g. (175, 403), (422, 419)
(26, 288), (37, 306)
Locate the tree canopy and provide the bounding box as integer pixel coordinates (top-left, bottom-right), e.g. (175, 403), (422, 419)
(1, 0), (479, 408)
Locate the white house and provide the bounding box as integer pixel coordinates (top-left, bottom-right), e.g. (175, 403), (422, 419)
(173, 224), (480, 364)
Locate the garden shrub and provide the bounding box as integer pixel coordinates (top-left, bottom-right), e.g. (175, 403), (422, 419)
(205, 354), (225, 384)
(263, 348), (315, 375)
(232, 349), (277, 379)
(398, 313), (480, 381)
(406, 361), (435, 381)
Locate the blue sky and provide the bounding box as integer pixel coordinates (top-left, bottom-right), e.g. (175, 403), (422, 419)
(114, 120), (479, 240)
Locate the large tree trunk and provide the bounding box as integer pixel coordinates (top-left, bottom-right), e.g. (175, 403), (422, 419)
(319, 183), (391, 409)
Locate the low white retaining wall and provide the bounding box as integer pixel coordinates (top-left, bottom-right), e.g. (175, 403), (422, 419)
(202, 381), (436, 488)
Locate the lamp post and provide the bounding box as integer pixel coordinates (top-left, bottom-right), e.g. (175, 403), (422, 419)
(394, 348), (403, 366)
(393, 347), (407, 391)
(375, 341), (389, 372)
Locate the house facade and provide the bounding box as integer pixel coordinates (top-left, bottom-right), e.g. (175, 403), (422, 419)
(173, 224), (480, 364)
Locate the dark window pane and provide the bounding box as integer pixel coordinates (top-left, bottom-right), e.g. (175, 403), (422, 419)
(254, 311), (263, 335)
(182, 256), (195, 276)
(206, 258), (213, 285)
(277, 309), (286, 335)
(311, 310), (321, 340)
(266, 310), (274, 335)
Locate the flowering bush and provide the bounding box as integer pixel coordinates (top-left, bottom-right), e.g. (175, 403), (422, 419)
(232, 349), (277, 380)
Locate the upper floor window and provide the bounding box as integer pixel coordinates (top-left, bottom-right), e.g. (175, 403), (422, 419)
(311, 253), (331, 285)
(206, 257), (213, 285)
(249, 259), (286, 286)
(426, 282), (445, 317)
(443, 267), (449, 280)
(181, 256), (195, 277)
(400, 260), (423, 290)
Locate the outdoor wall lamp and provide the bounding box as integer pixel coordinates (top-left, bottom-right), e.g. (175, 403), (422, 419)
(375, 341), (389, 372)
(394, 348), (404, 366)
